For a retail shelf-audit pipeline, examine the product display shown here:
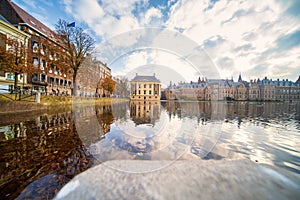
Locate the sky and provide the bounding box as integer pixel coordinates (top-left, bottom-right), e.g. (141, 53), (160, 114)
(13, 0), (300, 86)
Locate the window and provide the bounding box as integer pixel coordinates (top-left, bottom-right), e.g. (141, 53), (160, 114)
(41, 60), (46, 70)
(33, 57), (39, 67)
(29, 19), (36, 25)
(6, 73), (15, 80)
(49, 77), (54, 86)
(144, 84), (146, 88)
(32, 41), (39, 53)
(40, 74), (46, 82)
(32, 74), (38, 82)
(149, 91), (152, 95)
(144, 90), (146, 94)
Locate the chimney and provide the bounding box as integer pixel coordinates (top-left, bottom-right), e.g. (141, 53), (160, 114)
(153, 73), (156, 77)
(136, 73), (138, 76)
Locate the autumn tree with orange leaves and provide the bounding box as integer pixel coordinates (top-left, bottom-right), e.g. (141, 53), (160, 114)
(98, 76), (116, 97)
(0, 34), (32, 91)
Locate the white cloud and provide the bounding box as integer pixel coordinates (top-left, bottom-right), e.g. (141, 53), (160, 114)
(142, 7), (163, 25)
(62, 0), (143, 38)
(166, 0), (300, 80)
(62, 0), (300, 81)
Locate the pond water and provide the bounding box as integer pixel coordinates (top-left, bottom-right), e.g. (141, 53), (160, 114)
(0, 101), (299, 199)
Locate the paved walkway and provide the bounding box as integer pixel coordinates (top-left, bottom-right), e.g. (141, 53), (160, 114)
(55, 159), (300, 200)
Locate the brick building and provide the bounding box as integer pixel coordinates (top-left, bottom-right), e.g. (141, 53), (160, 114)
(77, 54), (111, 97)
(0, 0), (72, 95)
(0, 14), (30, 93)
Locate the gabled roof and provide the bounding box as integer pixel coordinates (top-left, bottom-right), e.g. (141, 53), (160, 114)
(7, 0), (55, 39)
(131, 75), (160, 83)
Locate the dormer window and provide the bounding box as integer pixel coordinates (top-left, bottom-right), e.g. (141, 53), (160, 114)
(29, 19), (36, 25)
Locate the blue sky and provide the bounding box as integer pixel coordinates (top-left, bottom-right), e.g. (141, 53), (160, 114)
(13, 0), (300, 83)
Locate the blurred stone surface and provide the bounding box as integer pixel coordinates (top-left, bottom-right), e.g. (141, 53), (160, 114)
(55, 160), (300, 200)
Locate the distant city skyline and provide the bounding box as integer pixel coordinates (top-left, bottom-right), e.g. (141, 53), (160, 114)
(11, 0), (300, 81)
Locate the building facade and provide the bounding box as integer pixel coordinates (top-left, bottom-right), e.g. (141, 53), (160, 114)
(77, 54), (111, 97)
(0, 14), (30, 93)
(0, 0), (72, 95)
(130, 73), (161, 101)
(165, 75), (300, 101)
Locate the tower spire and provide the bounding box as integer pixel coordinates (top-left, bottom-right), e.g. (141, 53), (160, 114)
(238, 73), (242, 82)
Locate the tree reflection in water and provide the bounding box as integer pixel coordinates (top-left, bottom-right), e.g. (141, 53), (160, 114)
(0, 111), (94, 199)
(1, 101), (300, 198)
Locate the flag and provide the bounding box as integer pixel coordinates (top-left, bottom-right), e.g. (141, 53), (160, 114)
(67, 22), (75, 27)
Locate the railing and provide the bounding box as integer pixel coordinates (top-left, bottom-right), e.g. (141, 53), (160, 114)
(0, 87), (35, 101)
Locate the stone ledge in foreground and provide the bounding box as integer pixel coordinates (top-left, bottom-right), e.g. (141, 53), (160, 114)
(55, 159), (300, 200)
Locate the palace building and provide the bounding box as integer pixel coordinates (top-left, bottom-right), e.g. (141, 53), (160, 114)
(165, 75), (300, 101)
(130, 73), (161, 101)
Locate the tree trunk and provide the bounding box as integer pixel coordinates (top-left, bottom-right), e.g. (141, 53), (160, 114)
(14, 72), (19, 100)
(14, 72), (19, 91)
(72, 71), (77, 96)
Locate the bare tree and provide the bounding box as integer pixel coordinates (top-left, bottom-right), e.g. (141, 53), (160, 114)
(55, 19), (95, 96)
(115, 76), (130, 97)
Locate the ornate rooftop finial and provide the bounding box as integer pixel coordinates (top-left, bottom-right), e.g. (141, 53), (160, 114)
(238, 73), (242, 82)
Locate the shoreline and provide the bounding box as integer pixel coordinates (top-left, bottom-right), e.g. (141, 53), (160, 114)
(0, 97), (129, 120)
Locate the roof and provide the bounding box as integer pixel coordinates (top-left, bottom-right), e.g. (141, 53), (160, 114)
(7, 0), (56, 39)
(0, 14), (31, 38)
(0, 14), (11, 24)
(131, 75), (160, 83)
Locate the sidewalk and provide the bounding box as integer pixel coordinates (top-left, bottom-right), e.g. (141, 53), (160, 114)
(55, 159), (300, 200)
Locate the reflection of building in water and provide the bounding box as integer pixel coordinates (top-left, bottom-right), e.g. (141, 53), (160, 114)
(130, 73), (161, 100)
(72, 105), (115, 146)
(162, 101), (300, 128)
(96, 105), (114, 134)
(130, 101), (160, 126)
(162, 101), (213, 124)
(0, 111), (94, 199)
